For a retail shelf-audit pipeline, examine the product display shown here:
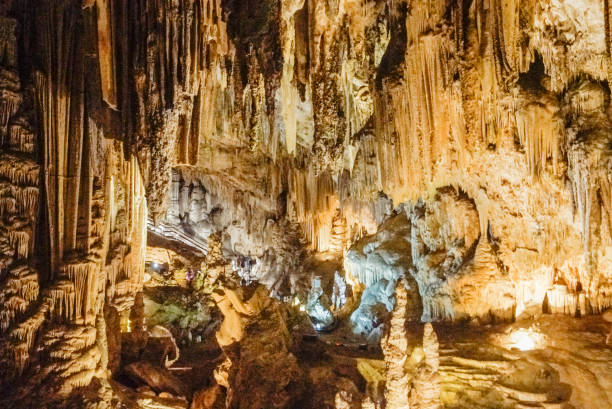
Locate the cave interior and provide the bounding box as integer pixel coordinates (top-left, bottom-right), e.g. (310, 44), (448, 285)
(1, 0), (612, 408)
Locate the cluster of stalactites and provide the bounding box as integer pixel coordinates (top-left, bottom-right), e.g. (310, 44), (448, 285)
(279, 0), (385, 157)
(289, 165), (386, 252)
(0, 18), (42, 377)
(530, 0), (610, 93)
(514, 95), (563, 178)
(187, 0), (611, 267)
(71, 0), (235, 221)
(372, 0), (607, 205)
(373, 0), (468, 205)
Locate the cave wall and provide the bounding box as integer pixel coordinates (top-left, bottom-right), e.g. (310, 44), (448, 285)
(0, 0), (151, 403)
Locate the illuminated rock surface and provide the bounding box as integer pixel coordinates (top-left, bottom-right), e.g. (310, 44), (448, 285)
(0, 0), (612, 408)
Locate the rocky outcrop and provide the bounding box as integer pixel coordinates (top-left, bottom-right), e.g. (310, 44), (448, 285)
(212, 277), (304, 408)
(145, 325), (180, 368)
(125, 361), (190, 398)
(346, 182), (609, 326)
(191, 384), (224, 409)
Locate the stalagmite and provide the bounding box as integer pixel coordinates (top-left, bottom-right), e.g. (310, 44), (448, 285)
(382, 279), (410, 409)
(361, 396), (377, 409)
(409, 323), (441, 409)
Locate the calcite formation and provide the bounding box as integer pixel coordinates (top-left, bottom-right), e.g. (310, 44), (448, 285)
(1, 0), (612, 407)
(381, 279), (411, 409)
(409, 323), (441, 409)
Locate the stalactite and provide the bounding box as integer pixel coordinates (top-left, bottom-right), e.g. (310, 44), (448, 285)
(287, 163), (381, 252)
(11, 304), (48, 365)
(279, 0), (303, 155)
(9, 266), (39, 303)
(48, 281), (77, 322)
(545, 284), (587, 316)
(14, 186), (39, 219)
(514, 99), (562, 178)
(0, 89), (21, 136)
(422, 296), (455, 323)
(8, 122), (35, 153)
(567, 138), (601, 276)
(0, 266), (39, 332)
(0, 195), (16, 216)
(9, 230), (30, 260)
(340, 58), (373, 143)
(590, 278), (612, 313)
(61, 262), (98, 323)
(93, 0), (117, 108)
(0, 153), (39, 186)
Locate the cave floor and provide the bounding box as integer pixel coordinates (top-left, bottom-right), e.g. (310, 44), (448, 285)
(118, 312), (612, 409)
(299, 314), (612, 408)
(433, 315), (612, 409)
(307, 315), (612, 409)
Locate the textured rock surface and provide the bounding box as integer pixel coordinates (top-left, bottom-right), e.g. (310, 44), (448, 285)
(381, 279), (411, 409)
(124, 361), (189, 398)
(213, 281), (305, 409)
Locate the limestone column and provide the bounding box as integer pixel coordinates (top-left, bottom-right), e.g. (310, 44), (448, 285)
(382, 278), (411, 409)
